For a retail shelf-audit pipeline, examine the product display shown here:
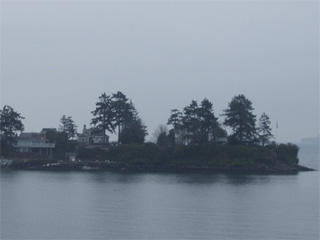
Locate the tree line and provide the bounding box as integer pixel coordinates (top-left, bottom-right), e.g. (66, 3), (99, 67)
(90, 91), (147, 146)
(0, 92), (274, 155)
(159, 94), (273, 147)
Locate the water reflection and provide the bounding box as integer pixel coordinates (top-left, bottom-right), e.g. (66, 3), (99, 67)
(0, 169), (276, 186)
(86, 171), (146, 184)
(83, 171), (228, 185)
(1, 169), (319, 240)
(84, 171), (275, 186)
(224, 174), (270, 185)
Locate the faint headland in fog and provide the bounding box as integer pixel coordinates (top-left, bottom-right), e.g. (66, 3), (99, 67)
(300, 135), (320, 145)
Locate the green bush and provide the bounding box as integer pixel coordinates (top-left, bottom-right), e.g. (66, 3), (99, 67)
(275, 143), (299, 164)
(76, 142), (300, 166)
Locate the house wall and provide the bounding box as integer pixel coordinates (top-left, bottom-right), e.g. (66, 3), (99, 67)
(78, 126), (108, 145)
(15, 135), (55, 156)
(78, 136), (90, 144)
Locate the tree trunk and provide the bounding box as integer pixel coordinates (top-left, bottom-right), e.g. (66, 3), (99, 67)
(103, 126), (106, 148)
(117, 124), (121, 146)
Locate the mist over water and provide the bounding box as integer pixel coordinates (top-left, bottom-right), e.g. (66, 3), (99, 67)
(298, 143), (319, 171)
(1, 145), (319, 240)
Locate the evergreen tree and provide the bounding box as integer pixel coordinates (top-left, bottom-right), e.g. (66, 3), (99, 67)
(222, 94), (257, 144)
(111, 91), (134, 145)
(198, 98), (219, 143)
(120, 117), (148, 144)
(167, 109), (183, 132)
(257, 113), (273, 146)
(91, 93), (114, 147)
(66, 116), (77, 140)
(156, 129), (175, 147)
(156, 131), (168, 147)
(211, 123), (227, 140)
(168, 108), (186, 145)
(54, 131), (69, 159)
(167, 98), (220, 145)
(153, 124), (168, 142)
(91, 91), (146, 146)
(182, 100), (200, 144)
(0, 105), (24, 145)
(59, 115), (77, 140)
(59, 115), (68, 132)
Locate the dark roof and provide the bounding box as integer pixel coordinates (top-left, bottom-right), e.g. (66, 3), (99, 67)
(41, 128), (57, 132)
(19, 132), (42, 139)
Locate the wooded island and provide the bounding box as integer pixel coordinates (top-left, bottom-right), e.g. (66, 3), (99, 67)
(0, 92), (314, 174)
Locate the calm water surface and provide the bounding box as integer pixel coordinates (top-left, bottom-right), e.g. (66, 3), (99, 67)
(1, 144), (319, 239)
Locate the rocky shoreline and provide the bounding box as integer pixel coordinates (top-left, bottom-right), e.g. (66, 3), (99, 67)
(0, 159), (315, 174)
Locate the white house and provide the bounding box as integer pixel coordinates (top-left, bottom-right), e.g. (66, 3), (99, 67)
(78, 125), (109, 145)
(14, 132), (55, 156)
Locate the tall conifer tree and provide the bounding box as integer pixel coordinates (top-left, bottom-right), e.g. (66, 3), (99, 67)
(222, 94), (257, 144)
(91, 93), (114, 147)
(257, 113), (273, 146)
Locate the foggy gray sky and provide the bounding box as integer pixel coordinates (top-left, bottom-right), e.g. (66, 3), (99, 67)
(1, 1), (319, 143)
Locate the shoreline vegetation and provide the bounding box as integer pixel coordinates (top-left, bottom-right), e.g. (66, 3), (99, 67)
(0, 92), (316, 174)
(0, 143), (315, 174)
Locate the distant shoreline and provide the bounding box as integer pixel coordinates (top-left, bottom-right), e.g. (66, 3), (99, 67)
(0, 159), (315, 175)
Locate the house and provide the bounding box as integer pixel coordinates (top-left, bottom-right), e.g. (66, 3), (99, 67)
(14, 132), (55, 156)
(78, 125), (109, 145)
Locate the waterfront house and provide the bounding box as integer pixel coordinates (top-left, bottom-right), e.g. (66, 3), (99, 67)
(14, 132), (55, 156)
(78, 125), (109, 145)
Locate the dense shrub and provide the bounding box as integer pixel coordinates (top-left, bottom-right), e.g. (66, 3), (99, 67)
(76, 142), (300, 166)
(275, 143), (299, 164)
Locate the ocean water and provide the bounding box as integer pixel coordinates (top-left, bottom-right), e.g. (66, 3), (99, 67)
(1, 144), (319, 240)
(298, 143), (319, 171)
